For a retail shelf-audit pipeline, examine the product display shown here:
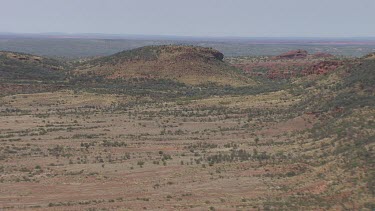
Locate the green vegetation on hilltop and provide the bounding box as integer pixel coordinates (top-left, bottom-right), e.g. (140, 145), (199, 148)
(0, 51), (66, 81)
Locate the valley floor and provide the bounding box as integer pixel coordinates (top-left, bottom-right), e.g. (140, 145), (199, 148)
(1, 89), (373, 210)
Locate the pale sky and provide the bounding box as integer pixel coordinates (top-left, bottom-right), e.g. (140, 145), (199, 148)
(1, 0), (374, 37)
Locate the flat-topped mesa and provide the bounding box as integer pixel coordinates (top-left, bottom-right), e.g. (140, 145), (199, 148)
(152, 45), (225, 61)
(86, 45), (225, 64)
(272, 50), (335, 60)
(273, 49), (308, 60)
(75, 45), (253, 86)
(312, 52), (334, 59)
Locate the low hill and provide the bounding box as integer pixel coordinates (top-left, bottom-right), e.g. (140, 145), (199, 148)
(0, 51), (66, 81)
(74, 45), (254, 86)
(228, 50), (342, 79)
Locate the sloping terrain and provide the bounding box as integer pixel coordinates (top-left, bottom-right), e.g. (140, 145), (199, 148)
(0, 48), (374, 210)
(281, 56), (375, 209)
(74, 45), (254, 86)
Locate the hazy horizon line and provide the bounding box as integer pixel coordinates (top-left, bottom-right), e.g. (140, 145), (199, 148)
(1, 32), (375, 40)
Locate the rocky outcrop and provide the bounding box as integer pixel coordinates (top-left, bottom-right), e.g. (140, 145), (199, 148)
(363, 52), (375, 60)
(303, 61), (342, 75)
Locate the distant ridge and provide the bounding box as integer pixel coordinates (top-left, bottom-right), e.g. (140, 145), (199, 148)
(2, 32), (375, 42)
